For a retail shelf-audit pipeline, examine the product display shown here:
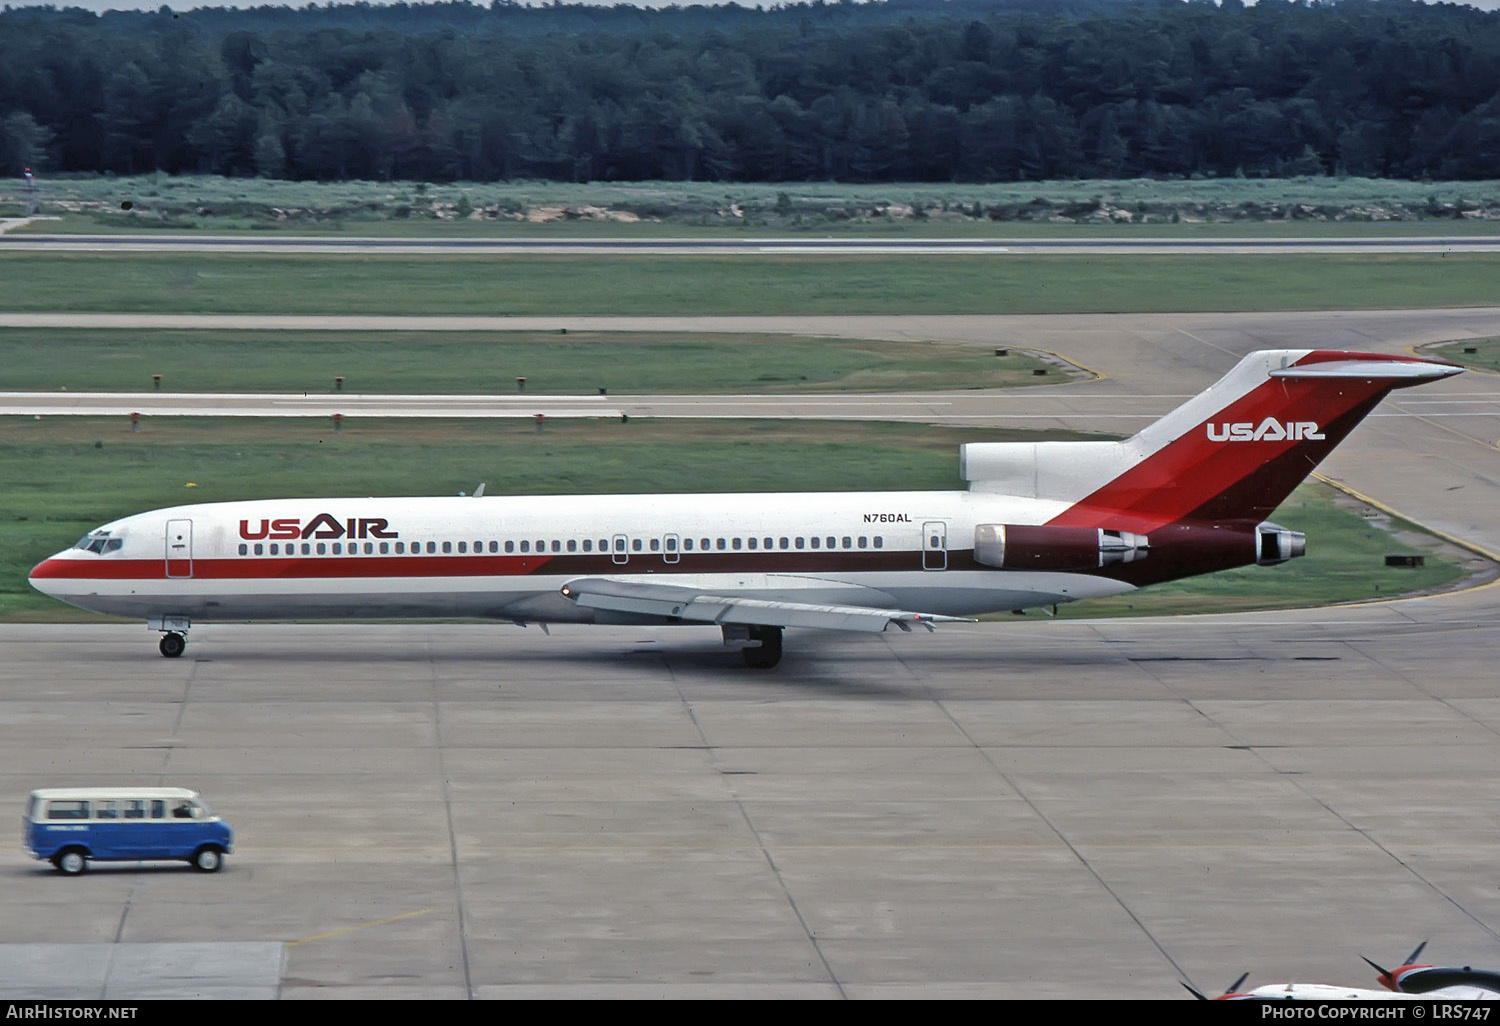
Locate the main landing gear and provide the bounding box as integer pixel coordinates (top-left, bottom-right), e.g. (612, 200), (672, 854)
(741, 625), (783, 669)
(158, 632), (187, 658)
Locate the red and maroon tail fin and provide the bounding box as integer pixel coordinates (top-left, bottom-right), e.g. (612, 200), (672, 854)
(961, 350), (1462, 533)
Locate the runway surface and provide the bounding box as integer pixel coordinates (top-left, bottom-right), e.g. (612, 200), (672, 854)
(5, 308), (1500, 998)
(5, 233), (1500, 255)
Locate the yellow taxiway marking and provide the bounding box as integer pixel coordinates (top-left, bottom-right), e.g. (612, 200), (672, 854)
(288, 907), (432, 947)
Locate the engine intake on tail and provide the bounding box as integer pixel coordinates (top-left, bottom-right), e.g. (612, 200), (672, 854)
(1255, 522), (1306, 565)
(973, 524), (1149, 571)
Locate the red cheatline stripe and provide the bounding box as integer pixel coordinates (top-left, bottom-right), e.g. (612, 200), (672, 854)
(31, 550), (928, 581)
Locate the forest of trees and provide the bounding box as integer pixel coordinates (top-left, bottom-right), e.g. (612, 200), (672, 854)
(2, 0), (1499, 183)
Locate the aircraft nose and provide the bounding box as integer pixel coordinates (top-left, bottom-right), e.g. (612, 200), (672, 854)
(28, 554), (69, 597)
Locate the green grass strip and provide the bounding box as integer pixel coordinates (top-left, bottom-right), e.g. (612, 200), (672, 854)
(0, 329), (1058, 395)
(0, 253), (1497, 315)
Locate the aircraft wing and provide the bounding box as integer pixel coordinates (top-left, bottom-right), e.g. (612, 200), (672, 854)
(559, 577), (972, 633)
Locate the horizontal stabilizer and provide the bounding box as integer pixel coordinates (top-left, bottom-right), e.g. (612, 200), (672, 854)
(1270, 358), (1462, 381)
(560, 577), (971, 633)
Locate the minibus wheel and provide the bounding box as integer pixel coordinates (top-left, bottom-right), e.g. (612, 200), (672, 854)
(191, 846), (223, 873)
(54, 849), (87, 875)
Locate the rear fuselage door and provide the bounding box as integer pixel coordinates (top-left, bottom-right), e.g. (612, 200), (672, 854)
(922, 520), (947, 571)
(165, 519), (193, 578)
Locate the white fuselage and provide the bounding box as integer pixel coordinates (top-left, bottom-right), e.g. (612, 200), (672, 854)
(30, 489), (1136, 625)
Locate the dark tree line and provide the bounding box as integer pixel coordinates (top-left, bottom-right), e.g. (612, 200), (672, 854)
(3, 0), (1500, 183)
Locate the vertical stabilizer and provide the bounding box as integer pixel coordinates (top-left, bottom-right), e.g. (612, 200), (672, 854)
(962, 349), (1461, 533)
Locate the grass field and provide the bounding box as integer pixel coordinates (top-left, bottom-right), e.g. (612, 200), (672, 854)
(0, 416), (1469, 621)
(1, 252), (1499, 315)
(0, 330), (1060, 395)
(1426, 337), (1500, 373)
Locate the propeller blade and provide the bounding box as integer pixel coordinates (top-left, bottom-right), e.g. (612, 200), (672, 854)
(1363, 955), (1398, 989)
(1405, 941), (1428, 965)
(1181, 982), (1209, 1000)
(1228, 972), (1250, 995)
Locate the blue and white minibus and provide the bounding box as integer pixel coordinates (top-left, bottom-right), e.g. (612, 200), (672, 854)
(24, 788), (234, 874)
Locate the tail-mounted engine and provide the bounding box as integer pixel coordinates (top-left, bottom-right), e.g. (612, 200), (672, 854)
(1255, 522), (1306, 565)
(973, 524), (1149, 571)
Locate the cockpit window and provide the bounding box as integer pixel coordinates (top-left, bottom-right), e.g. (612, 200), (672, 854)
(72, 531), (122, 555)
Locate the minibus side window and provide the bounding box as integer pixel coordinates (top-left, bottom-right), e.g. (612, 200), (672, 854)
(151, 801), (165, 819)
(46, 801), (89, 820)
(96, 801), (118, 820)
(124, 800), (146, 820)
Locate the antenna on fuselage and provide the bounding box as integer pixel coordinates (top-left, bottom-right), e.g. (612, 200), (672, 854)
(473, 483), (486, 497)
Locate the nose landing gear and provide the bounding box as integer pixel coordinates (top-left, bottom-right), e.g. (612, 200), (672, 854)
(149, 616), (192, 658)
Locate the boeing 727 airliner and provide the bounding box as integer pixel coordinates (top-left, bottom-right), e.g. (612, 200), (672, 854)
(29, 349), (1461, 667)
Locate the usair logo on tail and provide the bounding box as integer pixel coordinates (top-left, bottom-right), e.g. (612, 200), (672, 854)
(1206, 419), (1324, 443)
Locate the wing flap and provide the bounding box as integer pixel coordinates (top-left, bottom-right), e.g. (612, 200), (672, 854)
(560, 577), (970, 633)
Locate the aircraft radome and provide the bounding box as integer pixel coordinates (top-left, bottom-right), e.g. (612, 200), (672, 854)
(29, 349), (1462, 668)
